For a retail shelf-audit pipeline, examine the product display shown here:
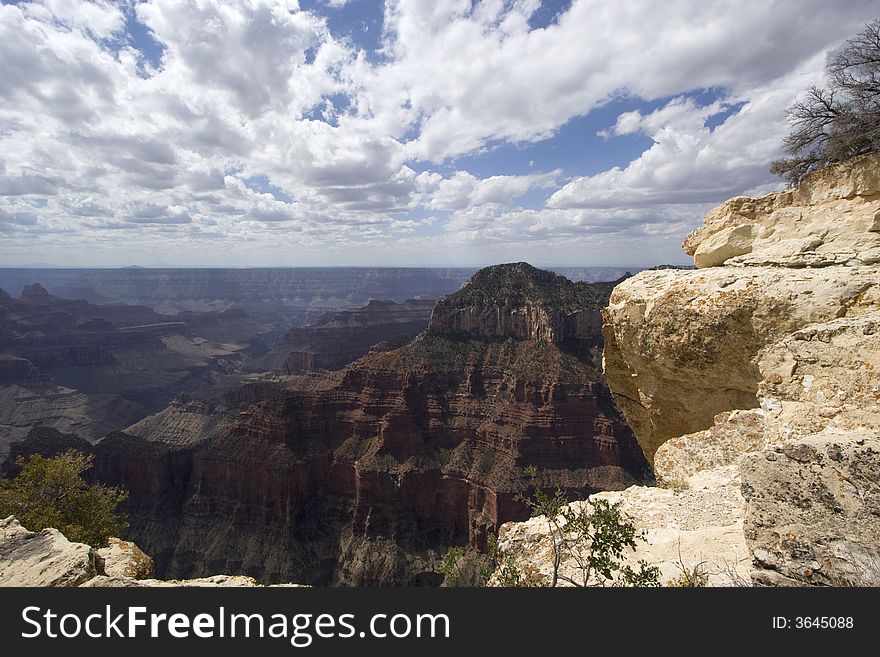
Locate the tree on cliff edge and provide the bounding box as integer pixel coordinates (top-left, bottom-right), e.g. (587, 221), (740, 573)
(771, 19), (880, 185)
(0, 450), (127, 547)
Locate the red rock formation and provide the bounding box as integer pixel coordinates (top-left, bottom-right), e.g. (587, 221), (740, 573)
(256, 298), (436, 373)
(3, 265), (648, 586)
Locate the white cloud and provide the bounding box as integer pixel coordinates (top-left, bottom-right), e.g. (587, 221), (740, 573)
(549, 52), (827, 210)
(425, 170), (560, 210)
(0, 0), (876, 266)
(358, 0), (874, 163)
(22, 0), (125, 39)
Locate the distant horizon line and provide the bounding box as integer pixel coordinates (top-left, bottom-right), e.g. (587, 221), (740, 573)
(0, 263), (669, 270)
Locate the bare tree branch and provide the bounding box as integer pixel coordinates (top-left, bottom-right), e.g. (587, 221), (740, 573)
(773, 19), (880, 185)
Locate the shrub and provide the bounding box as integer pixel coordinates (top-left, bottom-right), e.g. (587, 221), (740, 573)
(506, 467), (661, 587)
(438, 546), (495, 587)
(0, 450), (128, 547)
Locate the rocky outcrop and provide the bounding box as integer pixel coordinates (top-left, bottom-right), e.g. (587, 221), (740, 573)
(428, 263), (614, 343)
(96, 537), (155, 579)
(602, 265), (878, 461)
(653, 409), (766, 488)
(599, 154), (880, 586)
(0, 516), (98, 586)
(493, 464), (751, 586)
(0, 516), (304, 587)
(683, 152), (880, 268)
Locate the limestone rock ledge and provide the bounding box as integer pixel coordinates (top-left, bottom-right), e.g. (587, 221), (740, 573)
(0, 516), (97, 586)
(683, 152), (880, 268)
(501, 155), (880, 587)
(604, 154), (880, 464)
(493, 464), (751, 586)
(0, 516), (305, 587)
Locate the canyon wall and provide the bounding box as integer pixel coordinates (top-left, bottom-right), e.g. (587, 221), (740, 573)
(256, 298), (436, 373)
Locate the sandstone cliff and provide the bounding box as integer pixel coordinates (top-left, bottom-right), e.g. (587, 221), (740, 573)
(496, 155), (880, 587)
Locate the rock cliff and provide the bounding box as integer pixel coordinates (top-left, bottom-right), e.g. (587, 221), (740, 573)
(605, 155), (880, 586)
(497, 155), (880, 587)
(604, 154), (880, 462)
(427, 262), (614, 343)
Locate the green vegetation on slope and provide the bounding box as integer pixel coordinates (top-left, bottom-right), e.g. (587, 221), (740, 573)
(441, 262), (616, 313)
(0, 450), (128, 547)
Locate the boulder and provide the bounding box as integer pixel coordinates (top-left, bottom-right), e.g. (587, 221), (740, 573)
(692, 223), (757, 268)
(0, 516), (97, 586)
(96, 537), (155, 579)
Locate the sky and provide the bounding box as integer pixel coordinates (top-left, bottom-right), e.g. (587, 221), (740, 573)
(0, 0), (876, 268)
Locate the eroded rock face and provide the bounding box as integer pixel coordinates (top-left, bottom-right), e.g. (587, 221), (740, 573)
(741, 431), (880, 586)
(653, 409), (766, 487)
(602, 265), (878, 461)
(736, 310), (880, 586)
(0, 516), (97, 586)
(684, 153), (880, 268)
(757, 311), (880, 445)
(600, 155), (880, 586)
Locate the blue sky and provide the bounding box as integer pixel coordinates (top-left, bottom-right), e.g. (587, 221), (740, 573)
(0, 1), (876, 267)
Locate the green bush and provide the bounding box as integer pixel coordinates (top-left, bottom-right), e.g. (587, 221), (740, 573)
(0, 450), (128, 547)
(507, 467), (661, 587)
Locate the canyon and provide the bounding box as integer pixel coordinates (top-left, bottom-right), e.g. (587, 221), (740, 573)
(0, 283), (268, 454)
(1, 263), (647, 585)
(254, 298), (436, 373)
